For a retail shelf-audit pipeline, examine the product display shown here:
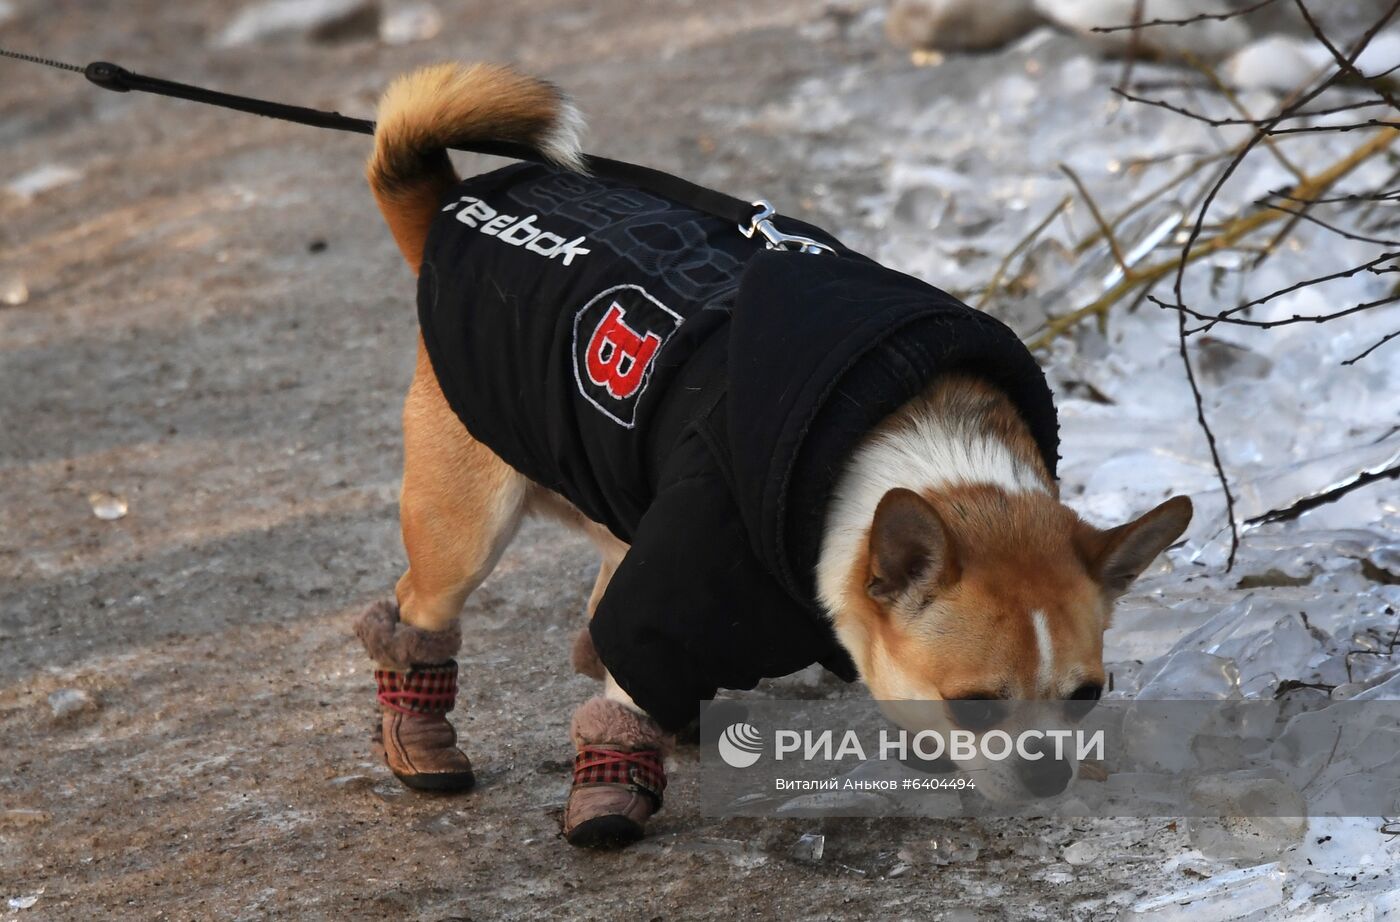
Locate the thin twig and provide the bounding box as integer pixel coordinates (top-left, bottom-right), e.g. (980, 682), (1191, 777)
(1176, 303), (1239, 566)
(1090, 0), (1280, 33)
(1026, 127), (1400, 350)
(1185, 52), (1306, 181)
(1267, 119), (1400, 136)
(976, 195), (1071, 310)
(1156, 291), (1400, 332)
(1343, 328), (1400, 365)
(1260, 202), (1400, 246)
(1118, 0), (1147, 95)
(1294, 0), (1400, 113)
(1060, 164), (1130, 274)
(1187, 251), (1400, 333)
(1244, 462), (1400, 527)
(1074, 150), (1232, 257)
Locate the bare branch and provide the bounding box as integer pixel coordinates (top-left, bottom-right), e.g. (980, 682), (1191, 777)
(1293, 0), (1400, 114)
(1244, 461), (1400, 527)
(976, 195), (1071, 310)
(1267, 119), (1400, 136)
(1025, 127), (1400, 351)
(1176, 305), (1240, 567)
(1090, 0), (1281, 33)
(1153, 291), (1400, 332)
(1190, 251), (1400, 332)
(1060, 164), (1131, 274)
(1343, 328), (1400, 365)
(1260, 202), (1400, 246)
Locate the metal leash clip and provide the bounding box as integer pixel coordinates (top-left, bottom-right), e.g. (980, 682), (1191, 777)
(739, 200), (834, 256)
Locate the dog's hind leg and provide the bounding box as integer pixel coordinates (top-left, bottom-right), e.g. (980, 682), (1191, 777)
(354, 337), (527, 793)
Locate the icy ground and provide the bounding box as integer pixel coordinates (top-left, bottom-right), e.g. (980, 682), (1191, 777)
(751, 20), (1400, 918)
(1, 0), (1398, 919)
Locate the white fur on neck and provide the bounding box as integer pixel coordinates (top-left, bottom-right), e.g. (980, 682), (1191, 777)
(815, 410), (1048, 619)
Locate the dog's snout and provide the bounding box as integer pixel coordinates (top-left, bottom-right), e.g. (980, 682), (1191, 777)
(1014, 736), (1073, 797)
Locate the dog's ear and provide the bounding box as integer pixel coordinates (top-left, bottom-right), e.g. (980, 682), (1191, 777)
(867, 488), (957, 603)
(1077, 495), (1193, 597)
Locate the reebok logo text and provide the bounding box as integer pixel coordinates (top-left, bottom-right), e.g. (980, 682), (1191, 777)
(441, 195), (592, 266)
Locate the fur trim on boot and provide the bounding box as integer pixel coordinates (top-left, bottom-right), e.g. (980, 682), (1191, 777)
(354, 599), (461, 671)
(564, 695), (666, 848)
(570, 695), (666, 751)
(571, 626), (606, 681)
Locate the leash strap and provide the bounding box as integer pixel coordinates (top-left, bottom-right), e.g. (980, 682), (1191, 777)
(84, 60), (763, 224)
(6, 48), (782, 232)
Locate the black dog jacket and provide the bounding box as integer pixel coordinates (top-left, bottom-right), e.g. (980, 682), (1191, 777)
(418, 163), (1059, 730)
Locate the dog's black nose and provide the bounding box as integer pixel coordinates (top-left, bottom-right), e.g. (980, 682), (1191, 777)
(1015, 736), (1073, 797)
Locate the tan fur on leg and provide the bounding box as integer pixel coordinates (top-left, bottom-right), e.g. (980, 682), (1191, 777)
(355, 599), (461, 670)
(570, 695), (666, 752)
(571, 627), (606, 680)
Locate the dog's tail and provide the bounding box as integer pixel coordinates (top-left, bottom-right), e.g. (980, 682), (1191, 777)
(367, 62), (584, 271)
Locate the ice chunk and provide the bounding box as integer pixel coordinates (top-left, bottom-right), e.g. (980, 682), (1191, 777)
(1187, 774), (1307, 861)
(1119, 863), (1285, 921)
(1285, 891), (1396, 922)
(1222, 613), (1326, 698)
(790, 832), (825, 863)
(1062, 840), (1100, 865)
(48, 688), (98, 720)
(1286, 816), (1400, 877)
(1353, 668), (1400, 701)
(88, 492), (128, 521)
(774, 790), (892, 816)
(1136, 651), (1240, 700)
(899, 833), (983, 866)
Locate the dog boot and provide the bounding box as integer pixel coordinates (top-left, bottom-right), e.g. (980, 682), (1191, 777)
(563, 696), (666, 848)
(355, 600), (475, 793)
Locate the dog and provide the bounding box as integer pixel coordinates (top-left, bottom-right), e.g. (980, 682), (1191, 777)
(352, 62), (1193, 848)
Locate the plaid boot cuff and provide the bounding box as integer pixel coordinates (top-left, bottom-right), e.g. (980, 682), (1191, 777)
(375, 660), (458, 716)
(573, 746), (667, 809)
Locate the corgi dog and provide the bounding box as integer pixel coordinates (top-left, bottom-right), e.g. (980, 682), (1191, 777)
(353, 62), (1192, 848)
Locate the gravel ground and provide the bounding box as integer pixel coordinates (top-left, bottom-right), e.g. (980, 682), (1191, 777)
(0, 1), (1301, 919)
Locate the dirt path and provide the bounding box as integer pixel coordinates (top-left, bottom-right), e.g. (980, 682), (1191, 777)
(0, 2), (1197, 918)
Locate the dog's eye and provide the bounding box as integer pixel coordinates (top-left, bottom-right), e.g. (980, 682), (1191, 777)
(946, 696), (1007, 732)
(1064, 683), (1103, 721)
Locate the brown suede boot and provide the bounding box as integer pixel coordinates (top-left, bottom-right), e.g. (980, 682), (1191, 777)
(355, 600), (475, 793)
(564, 696), (666, 848)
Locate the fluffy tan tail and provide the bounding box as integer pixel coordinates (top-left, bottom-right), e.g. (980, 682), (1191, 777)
(367, 63), (584, 271)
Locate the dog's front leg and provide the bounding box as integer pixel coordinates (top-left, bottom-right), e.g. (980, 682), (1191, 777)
(355, 341), (528, 792)
(563, 541), (668, 847)
(564, 675), (668, 848)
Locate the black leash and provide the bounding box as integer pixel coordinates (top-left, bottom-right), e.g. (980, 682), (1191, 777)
(1, 47), (776, 233)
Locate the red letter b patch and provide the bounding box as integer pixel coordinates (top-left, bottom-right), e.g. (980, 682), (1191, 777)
(572, 285), (681, 428)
